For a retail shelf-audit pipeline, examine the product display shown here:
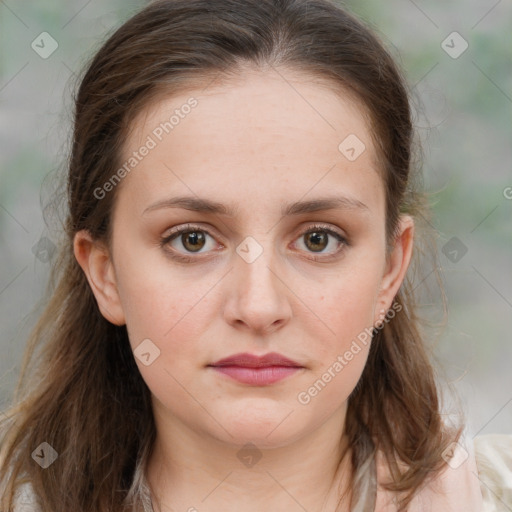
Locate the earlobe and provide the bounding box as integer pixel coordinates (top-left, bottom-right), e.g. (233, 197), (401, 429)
(374, 216), (414, 323)
(73, 230), (126, 326)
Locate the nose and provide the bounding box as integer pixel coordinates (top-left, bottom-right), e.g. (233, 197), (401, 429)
(223, 240), (293, 336)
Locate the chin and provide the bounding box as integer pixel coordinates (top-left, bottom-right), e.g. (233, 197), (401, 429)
(206, 408), (305, 449)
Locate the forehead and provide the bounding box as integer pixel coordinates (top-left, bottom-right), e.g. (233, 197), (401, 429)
(127, 66), (376, 159)
(116, 67), (384, 218)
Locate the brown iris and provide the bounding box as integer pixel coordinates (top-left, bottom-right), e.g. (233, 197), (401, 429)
(181, 231), (206, 252)
(304, 231), (328, 252)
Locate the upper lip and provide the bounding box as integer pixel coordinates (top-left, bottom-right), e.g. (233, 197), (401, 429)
(209, 352), (303, 368)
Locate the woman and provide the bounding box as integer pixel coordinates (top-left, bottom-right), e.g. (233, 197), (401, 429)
(1, 0), (510, 510)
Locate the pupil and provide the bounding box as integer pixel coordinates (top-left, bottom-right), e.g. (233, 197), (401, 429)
(183, 231), (205, 252)
(307, 231), (327, 252)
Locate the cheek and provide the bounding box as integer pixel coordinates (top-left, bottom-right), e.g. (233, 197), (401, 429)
(115, 258), (217, 408)
(321, 262), (382, 343)
(303, 261), (382, 400)
(114, 246), (224, 376)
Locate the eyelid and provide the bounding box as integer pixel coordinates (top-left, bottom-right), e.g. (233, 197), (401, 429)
(163, 222), (221, 242)
(160, 222), (348, 261)
(297, 222), (346, 240)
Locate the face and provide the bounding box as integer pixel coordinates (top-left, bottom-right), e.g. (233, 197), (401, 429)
(75, 67), (413, 449)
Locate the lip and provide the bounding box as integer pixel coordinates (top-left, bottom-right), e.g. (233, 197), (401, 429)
(209, 352), (302, 368)
(208, 352), (304, 386)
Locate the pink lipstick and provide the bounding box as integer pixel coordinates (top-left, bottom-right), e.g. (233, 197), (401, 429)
(208, 352), (303, 386)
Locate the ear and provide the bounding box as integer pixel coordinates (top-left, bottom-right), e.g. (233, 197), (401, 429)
(374, 215), (414, 325)
(73, 230), (126, 326)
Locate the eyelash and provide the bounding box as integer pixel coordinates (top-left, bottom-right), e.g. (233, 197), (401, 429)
(159, 223), (349, 263)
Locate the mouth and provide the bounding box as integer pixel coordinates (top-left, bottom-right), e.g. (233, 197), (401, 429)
(207, 352), (304, 386)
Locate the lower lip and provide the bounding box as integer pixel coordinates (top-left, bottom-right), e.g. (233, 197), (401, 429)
(209, 365), (302, 385)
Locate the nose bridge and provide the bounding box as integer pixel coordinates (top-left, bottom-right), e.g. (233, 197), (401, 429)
(224, 233), (292, 333)
(235, 233), (282, 299)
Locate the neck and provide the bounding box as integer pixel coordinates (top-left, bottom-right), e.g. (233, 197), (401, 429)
(145, 402), (353, 512)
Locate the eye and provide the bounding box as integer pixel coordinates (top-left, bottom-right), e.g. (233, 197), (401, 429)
(293, 224), (348, 259)
(160, 224), (218, 259)
(160, 223), (348, 262)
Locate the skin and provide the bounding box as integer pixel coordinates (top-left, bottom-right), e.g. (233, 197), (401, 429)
(74, 66), (414, 512)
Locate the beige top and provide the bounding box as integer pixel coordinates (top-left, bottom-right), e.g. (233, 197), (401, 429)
(12, 434), (512, 511)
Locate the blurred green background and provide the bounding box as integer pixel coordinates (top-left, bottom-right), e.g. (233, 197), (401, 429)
(0, 0), (511, 435)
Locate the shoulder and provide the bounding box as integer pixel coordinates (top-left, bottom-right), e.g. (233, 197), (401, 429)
(405, 434), (512, 512)
(0, 465), (42, 512)
(374, 434), (512, 511)
(11, 481), (42, 512)
(474, 433), (512, 511)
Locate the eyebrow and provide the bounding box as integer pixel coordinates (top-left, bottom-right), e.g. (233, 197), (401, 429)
(142, 195), (369, 217)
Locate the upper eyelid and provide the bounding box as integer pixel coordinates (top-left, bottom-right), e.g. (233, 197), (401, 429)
(165, 223), (222, 243)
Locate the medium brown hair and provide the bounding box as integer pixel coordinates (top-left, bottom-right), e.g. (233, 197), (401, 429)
(0, 1), (461, 510)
